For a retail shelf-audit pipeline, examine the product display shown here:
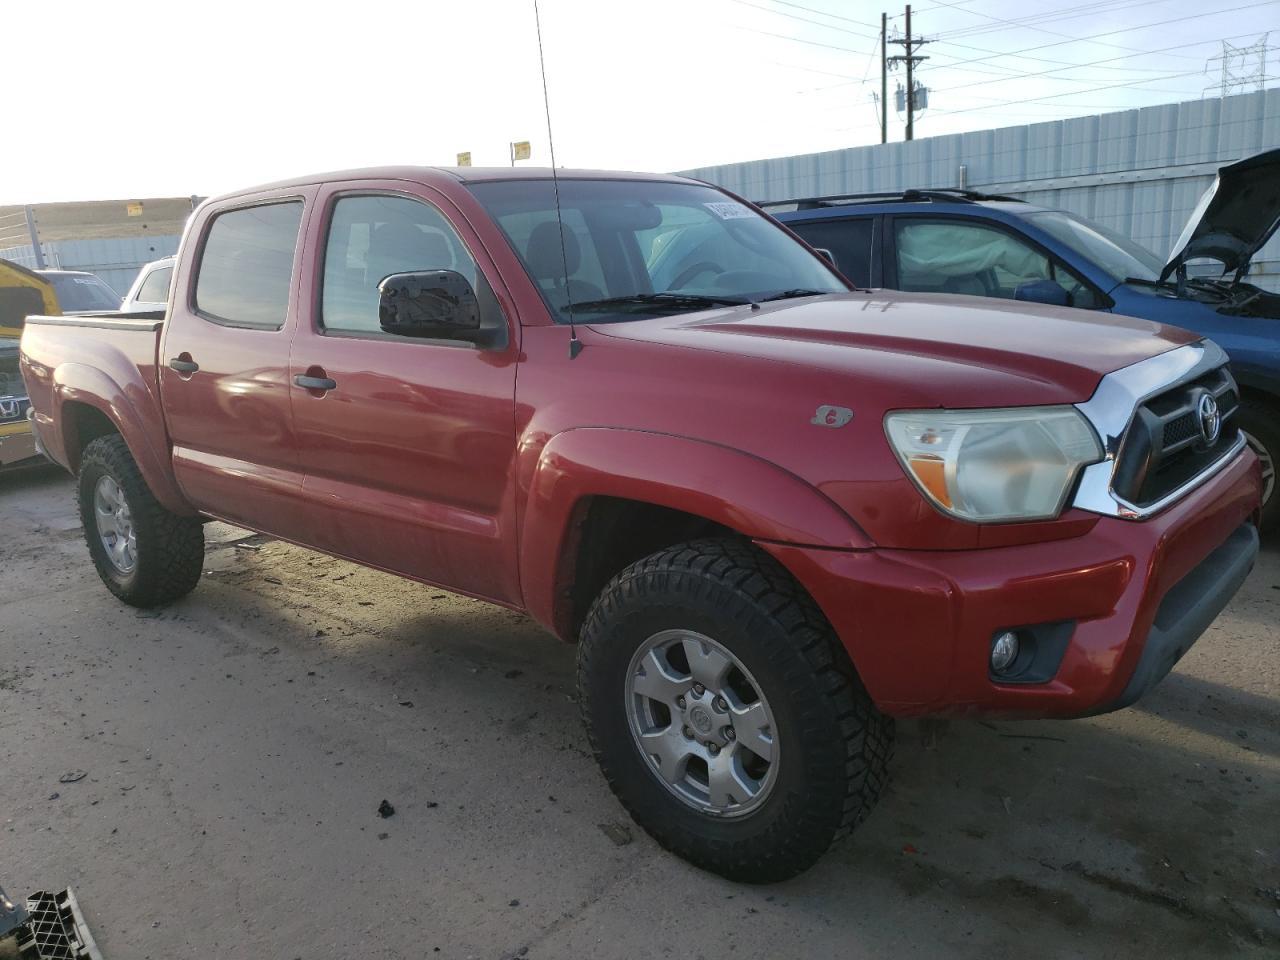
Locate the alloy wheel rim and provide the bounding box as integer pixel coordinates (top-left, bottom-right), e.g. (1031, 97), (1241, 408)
(1243, 431), (1276, 507)
(624, 629), (778, 818)
(94, 475), (137, 574)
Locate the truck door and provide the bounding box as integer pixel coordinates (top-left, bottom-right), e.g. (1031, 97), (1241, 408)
(159, 188), (315, 535)
(287, 181), (521, 604)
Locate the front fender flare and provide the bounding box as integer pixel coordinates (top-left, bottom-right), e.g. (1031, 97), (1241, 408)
(519, 427), (871, 637)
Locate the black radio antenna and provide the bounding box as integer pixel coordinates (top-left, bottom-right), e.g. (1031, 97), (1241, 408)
(532, 0), (581, 359)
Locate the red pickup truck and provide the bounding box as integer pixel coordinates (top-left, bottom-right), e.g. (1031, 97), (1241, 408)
(19, 167), (1262, 881)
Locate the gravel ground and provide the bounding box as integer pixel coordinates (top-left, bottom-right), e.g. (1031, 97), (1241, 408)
(1, 461), (1277, 960)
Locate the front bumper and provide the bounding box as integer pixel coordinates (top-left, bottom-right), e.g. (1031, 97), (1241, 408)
(762, 447), (1262, 718)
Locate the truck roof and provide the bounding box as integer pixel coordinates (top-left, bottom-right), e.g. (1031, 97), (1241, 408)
(208, 166), (700, 204)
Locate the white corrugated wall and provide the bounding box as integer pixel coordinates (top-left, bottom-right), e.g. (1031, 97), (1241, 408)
(680, 88), (1280, 290)
(0, 235), (180, 298)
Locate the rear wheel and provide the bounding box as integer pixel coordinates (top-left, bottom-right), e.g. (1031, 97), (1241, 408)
(578, 538), (893, 882)
(77, 435), (204, 607)
(1237, 399), (1278, 533)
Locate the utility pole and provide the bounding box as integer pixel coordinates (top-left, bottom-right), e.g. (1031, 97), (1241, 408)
(887, 4), (929, 141)
(23, 206), (45, 269)
(880, 12), (887, 144)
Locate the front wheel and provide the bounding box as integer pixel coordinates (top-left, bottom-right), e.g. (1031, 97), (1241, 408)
(577, 538), (893, 882)
(78, 434), (205, 607)
(1237, 399), (1278, 533)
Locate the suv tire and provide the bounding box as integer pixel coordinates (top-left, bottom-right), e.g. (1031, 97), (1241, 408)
(1237, 398), (1278, 532)
(578, 538), (893, 882)
(77, 434), (204, 607)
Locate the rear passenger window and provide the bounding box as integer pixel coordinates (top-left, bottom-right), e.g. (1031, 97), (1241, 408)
(321, 195), (479, 334)
(136, 265), (173, 304)
(787, 218), (874, 287)
(195, 202), (303, 329)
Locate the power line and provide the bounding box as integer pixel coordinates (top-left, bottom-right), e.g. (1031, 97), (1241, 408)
(734, 23), (869, 55)
(928, 66), (1211, 116)
(748, 0), (882, 30)
(930, 38), (1197, 74)
(726, 0), (877, 40)
(929, 0), (1187, 42)
(924, 18), (1278, 96)
(807, 26), (1268, 94)
(927, 0), (1279, 70)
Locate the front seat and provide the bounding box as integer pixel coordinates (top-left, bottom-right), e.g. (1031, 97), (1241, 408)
(525, 221), (605, 314)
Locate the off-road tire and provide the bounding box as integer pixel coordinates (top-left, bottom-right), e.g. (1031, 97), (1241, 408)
(77, 434), (204, 607)
(1237, 398), (1279, 533)
(577, 537), (893, 883)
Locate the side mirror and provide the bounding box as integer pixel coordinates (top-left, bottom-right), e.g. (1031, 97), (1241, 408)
(378, 270), (481, 341)
(813, 247), (836, 266)
(1014, 279), (1070, 307)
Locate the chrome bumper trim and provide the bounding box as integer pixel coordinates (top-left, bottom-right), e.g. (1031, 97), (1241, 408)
(1072, 340), (1245, 519)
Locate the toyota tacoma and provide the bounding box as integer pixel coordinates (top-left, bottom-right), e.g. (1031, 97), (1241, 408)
(19, 166), (1262, 881)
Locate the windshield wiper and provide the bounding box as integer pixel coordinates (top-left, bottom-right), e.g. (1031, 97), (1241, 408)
(756, 288), (830, 303)
(1125, 276), (1231, 300)
(562, 292), (755, 314)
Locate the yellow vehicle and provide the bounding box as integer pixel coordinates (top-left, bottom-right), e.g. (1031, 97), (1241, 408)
(0, 258), (59, 467)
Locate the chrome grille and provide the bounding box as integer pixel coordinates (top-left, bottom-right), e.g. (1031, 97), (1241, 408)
(1111, 365), (1240, 509)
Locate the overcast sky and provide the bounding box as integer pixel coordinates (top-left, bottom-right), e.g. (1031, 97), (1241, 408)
(3, 0), (1275, 203)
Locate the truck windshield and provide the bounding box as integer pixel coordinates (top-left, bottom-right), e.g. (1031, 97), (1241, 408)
(467, 179), (849, 322)
(1026, 210), (1164, 285)
(47, 274), (122, 312)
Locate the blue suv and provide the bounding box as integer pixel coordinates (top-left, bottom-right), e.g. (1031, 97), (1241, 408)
(766, 149), (1280, 530)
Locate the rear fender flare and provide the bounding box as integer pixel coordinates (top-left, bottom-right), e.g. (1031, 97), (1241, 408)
(520, 427), (870, 637)
(54, 362), (194, 516)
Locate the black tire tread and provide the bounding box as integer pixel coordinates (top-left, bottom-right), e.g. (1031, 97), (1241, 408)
(1237, 397), (1279, 532)
(578, 537), (893, 881)
(78, 434), (204, 607)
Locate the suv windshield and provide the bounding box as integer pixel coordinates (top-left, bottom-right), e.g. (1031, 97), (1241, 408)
(468, 179), (848, 322)
(47, 273), (121, 312)
(1027, 210), (1164, 284)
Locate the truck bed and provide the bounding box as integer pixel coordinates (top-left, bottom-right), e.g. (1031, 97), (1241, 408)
(19, 312), (170, 486)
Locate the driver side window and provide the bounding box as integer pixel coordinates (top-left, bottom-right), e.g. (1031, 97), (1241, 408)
(322, 195), (478, 334)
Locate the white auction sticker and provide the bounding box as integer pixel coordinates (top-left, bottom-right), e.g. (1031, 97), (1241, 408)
(704, 201), (755, 220)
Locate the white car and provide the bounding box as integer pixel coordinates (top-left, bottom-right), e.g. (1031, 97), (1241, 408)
(119, 256), (175, 314)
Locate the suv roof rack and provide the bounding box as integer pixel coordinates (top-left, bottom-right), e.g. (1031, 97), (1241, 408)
(756, 188), (1024, 211)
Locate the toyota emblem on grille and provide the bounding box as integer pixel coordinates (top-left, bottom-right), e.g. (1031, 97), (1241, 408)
(1197, 393), (1221, 446)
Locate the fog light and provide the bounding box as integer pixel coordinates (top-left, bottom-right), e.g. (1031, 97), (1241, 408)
(990, 631), (1020, 674)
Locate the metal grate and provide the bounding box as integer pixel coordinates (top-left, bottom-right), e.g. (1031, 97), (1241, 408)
(1162, 411), (1202, 447)
(13, 890), (101, 960)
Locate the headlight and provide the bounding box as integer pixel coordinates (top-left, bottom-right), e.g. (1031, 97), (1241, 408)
(884, 407), (1103, 522)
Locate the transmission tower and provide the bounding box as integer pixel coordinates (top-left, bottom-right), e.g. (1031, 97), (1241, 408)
(1206, 33), (1271, 96)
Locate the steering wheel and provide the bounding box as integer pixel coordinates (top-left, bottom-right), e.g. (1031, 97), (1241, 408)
(669, 261), (726, 290)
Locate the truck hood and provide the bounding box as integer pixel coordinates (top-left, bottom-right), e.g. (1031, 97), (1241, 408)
(588, 291), (1198, 407)
(1162, 147), (1280, 282)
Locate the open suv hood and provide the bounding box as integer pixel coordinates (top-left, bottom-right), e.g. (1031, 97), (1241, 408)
(1162, 147), (1280, 283)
